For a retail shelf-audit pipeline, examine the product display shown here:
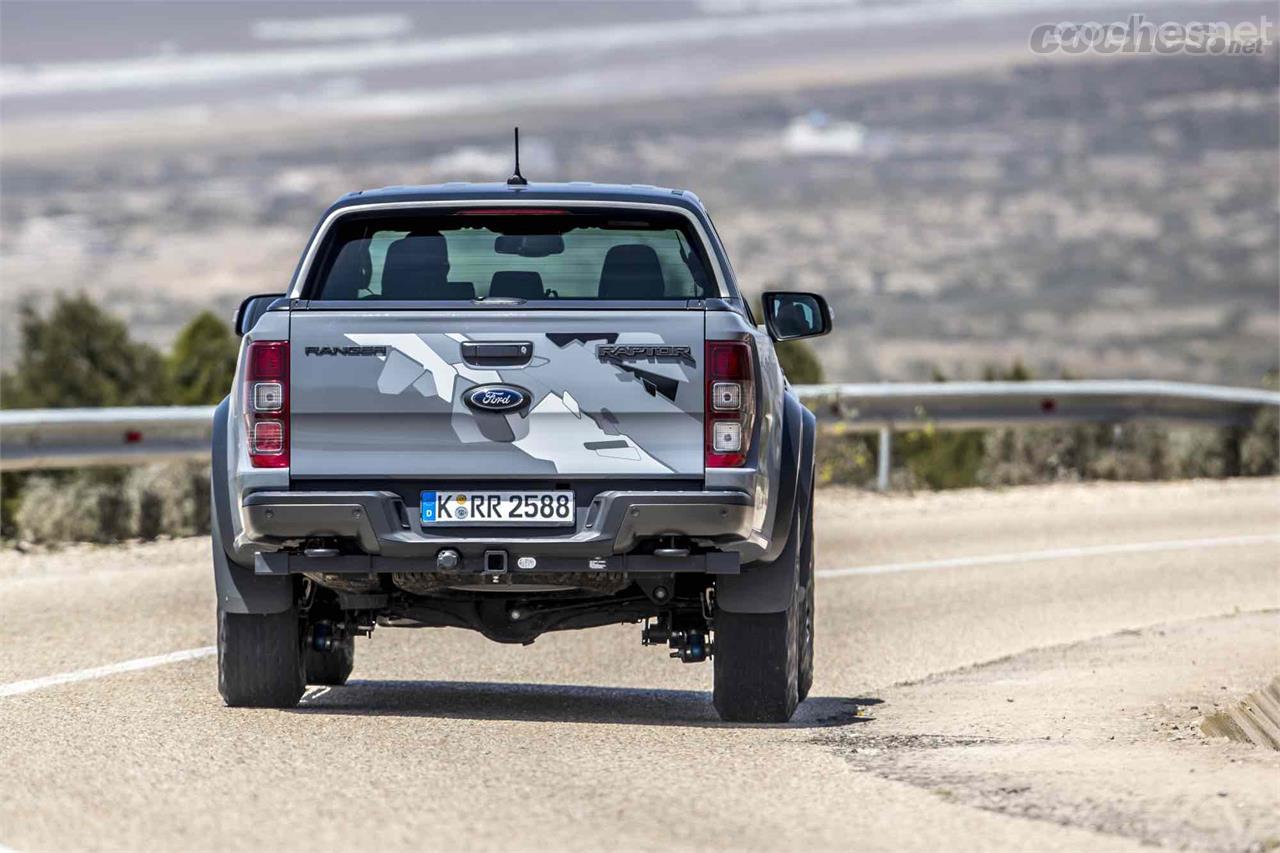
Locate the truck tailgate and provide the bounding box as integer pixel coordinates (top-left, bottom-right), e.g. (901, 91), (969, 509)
(289, 310), (705, 478)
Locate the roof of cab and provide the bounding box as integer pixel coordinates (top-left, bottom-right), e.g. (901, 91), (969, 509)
(327, 181), (705, 214)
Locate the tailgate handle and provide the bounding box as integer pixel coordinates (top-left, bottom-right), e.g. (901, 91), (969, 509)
(461, 341), (533, 367)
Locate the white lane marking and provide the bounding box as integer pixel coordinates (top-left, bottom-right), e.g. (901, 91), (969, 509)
(0, 646), (215, 699)
(303, 686), (332, 703)
(818, 533), (1280, 579)
(3, 535), (1276, 699)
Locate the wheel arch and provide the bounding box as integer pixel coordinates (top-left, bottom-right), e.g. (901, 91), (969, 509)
(715, 390), (815, 614)
(211, 396), (294, 615)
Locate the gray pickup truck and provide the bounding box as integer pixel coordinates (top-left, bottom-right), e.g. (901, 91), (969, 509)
(212, 181), (830, 722)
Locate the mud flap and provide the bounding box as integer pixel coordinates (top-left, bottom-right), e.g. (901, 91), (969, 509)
(716, 394), (815, 614)
(211, 398), (293, 615)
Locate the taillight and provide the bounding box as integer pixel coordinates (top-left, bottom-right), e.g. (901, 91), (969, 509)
(705, 341), (754, 468)
(245, 341), (289, 468)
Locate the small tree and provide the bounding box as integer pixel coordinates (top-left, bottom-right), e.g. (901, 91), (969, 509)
(776, 339), (824, 385)
(0, 294), (169, 408)
(168, 311), (238, 404)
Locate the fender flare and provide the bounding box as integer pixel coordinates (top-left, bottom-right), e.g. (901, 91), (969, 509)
(715, 391), (815, 614)
(211, 397), (293, 615)
(760, 392), (812, 564)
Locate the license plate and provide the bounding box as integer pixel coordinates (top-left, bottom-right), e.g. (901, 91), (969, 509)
(420, 490), (575, 526)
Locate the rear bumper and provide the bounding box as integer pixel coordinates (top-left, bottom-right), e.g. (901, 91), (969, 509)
(238, 488), (752, 574)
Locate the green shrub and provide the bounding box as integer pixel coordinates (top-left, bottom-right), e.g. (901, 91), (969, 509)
(124, 461), (212, 539)
(814, 424), (877, 487)
(0, 294), (170, 409)
(975, 422), (1271, 487)
(15, 470), (132, 544)
(815, 419), (1278, 492)
(168, 311), (238, 405)
(896, 425), (986, 490)
(1241, 371), (1278, 476)
(776, 339), (824, 385)
(0, 472), (27, 539)
(1240, 406), (1279, 475)
(12, 462), (211, 544)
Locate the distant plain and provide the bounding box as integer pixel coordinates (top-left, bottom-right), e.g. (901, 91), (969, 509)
(1, 0), (1275, 384)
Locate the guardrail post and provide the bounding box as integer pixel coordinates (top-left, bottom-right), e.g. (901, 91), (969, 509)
(877, 426), (892, 491)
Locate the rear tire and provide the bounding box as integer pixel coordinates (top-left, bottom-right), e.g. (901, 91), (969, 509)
(713, 486), (813, 723)
(305, 637), (354, 686)
(218, 607), (305, 708)
(713, 605), (799, 723)
(716, 479), (814, 717)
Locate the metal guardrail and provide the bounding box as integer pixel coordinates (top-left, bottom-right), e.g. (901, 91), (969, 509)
(0, 406), (215, 472)
(794, 380), (1279, 489)
(1, 382), (1276, 489)
(793, 380), (1279, 428)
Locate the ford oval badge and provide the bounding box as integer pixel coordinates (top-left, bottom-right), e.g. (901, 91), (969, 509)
(465, 384), (529, 413)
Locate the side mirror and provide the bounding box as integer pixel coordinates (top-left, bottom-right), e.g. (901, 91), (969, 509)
(762, 291), (832, 341)
(234, 293), (286, 336)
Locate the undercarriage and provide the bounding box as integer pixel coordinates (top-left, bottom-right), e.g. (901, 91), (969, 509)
(299, 571), (714, 654)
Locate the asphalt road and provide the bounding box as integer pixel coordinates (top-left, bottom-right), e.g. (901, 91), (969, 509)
(1, 479), (1277, 852)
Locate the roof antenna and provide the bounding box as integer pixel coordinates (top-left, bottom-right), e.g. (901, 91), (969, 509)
(507, 126), (528, 186)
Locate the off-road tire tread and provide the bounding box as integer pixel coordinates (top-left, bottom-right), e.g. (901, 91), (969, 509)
(713, 604), (799, 722)
(218, 609), (305, 708)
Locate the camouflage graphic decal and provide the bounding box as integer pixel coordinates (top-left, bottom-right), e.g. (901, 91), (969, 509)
(548, 332), (618, 347)
(612, 364), (680, 402)
(334, 326), (701, 475)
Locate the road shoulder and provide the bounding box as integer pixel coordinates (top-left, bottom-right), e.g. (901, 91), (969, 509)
(821, 610), (1280, 851)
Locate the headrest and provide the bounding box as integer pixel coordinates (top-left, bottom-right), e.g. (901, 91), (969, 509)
(380, 233), (449, 300)
(324, 241), (371, 300)
(488, 271), (544, 300)
(443, 281), (476, 300)
(775, 301), (811, 338)
(599, 244), (664, 300)
(416, 280), (476, 301)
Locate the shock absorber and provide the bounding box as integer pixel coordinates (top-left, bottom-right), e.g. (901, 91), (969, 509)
(670, 630), (708, 663)
(642, 617), (710, 663)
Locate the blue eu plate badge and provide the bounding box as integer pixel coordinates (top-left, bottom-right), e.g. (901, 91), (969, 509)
(420, 491), (438, 523)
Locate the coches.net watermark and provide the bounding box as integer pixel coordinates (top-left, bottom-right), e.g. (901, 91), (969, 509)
(1030, 14), (1272, 55)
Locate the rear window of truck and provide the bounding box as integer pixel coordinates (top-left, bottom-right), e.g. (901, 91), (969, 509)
(306, 209), (716, 302)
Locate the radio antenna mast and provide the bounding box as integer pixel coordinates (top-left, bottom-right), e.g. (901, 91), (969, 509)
(507, 127), (528, 186)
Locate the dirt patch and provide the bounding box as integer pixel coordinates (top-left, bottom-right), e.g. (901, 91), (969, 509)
(823, 611), (1280, 851)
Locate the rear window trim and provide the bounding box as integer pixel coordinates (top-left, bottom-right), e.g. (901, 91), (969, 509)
(290, 199), (730, 302)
